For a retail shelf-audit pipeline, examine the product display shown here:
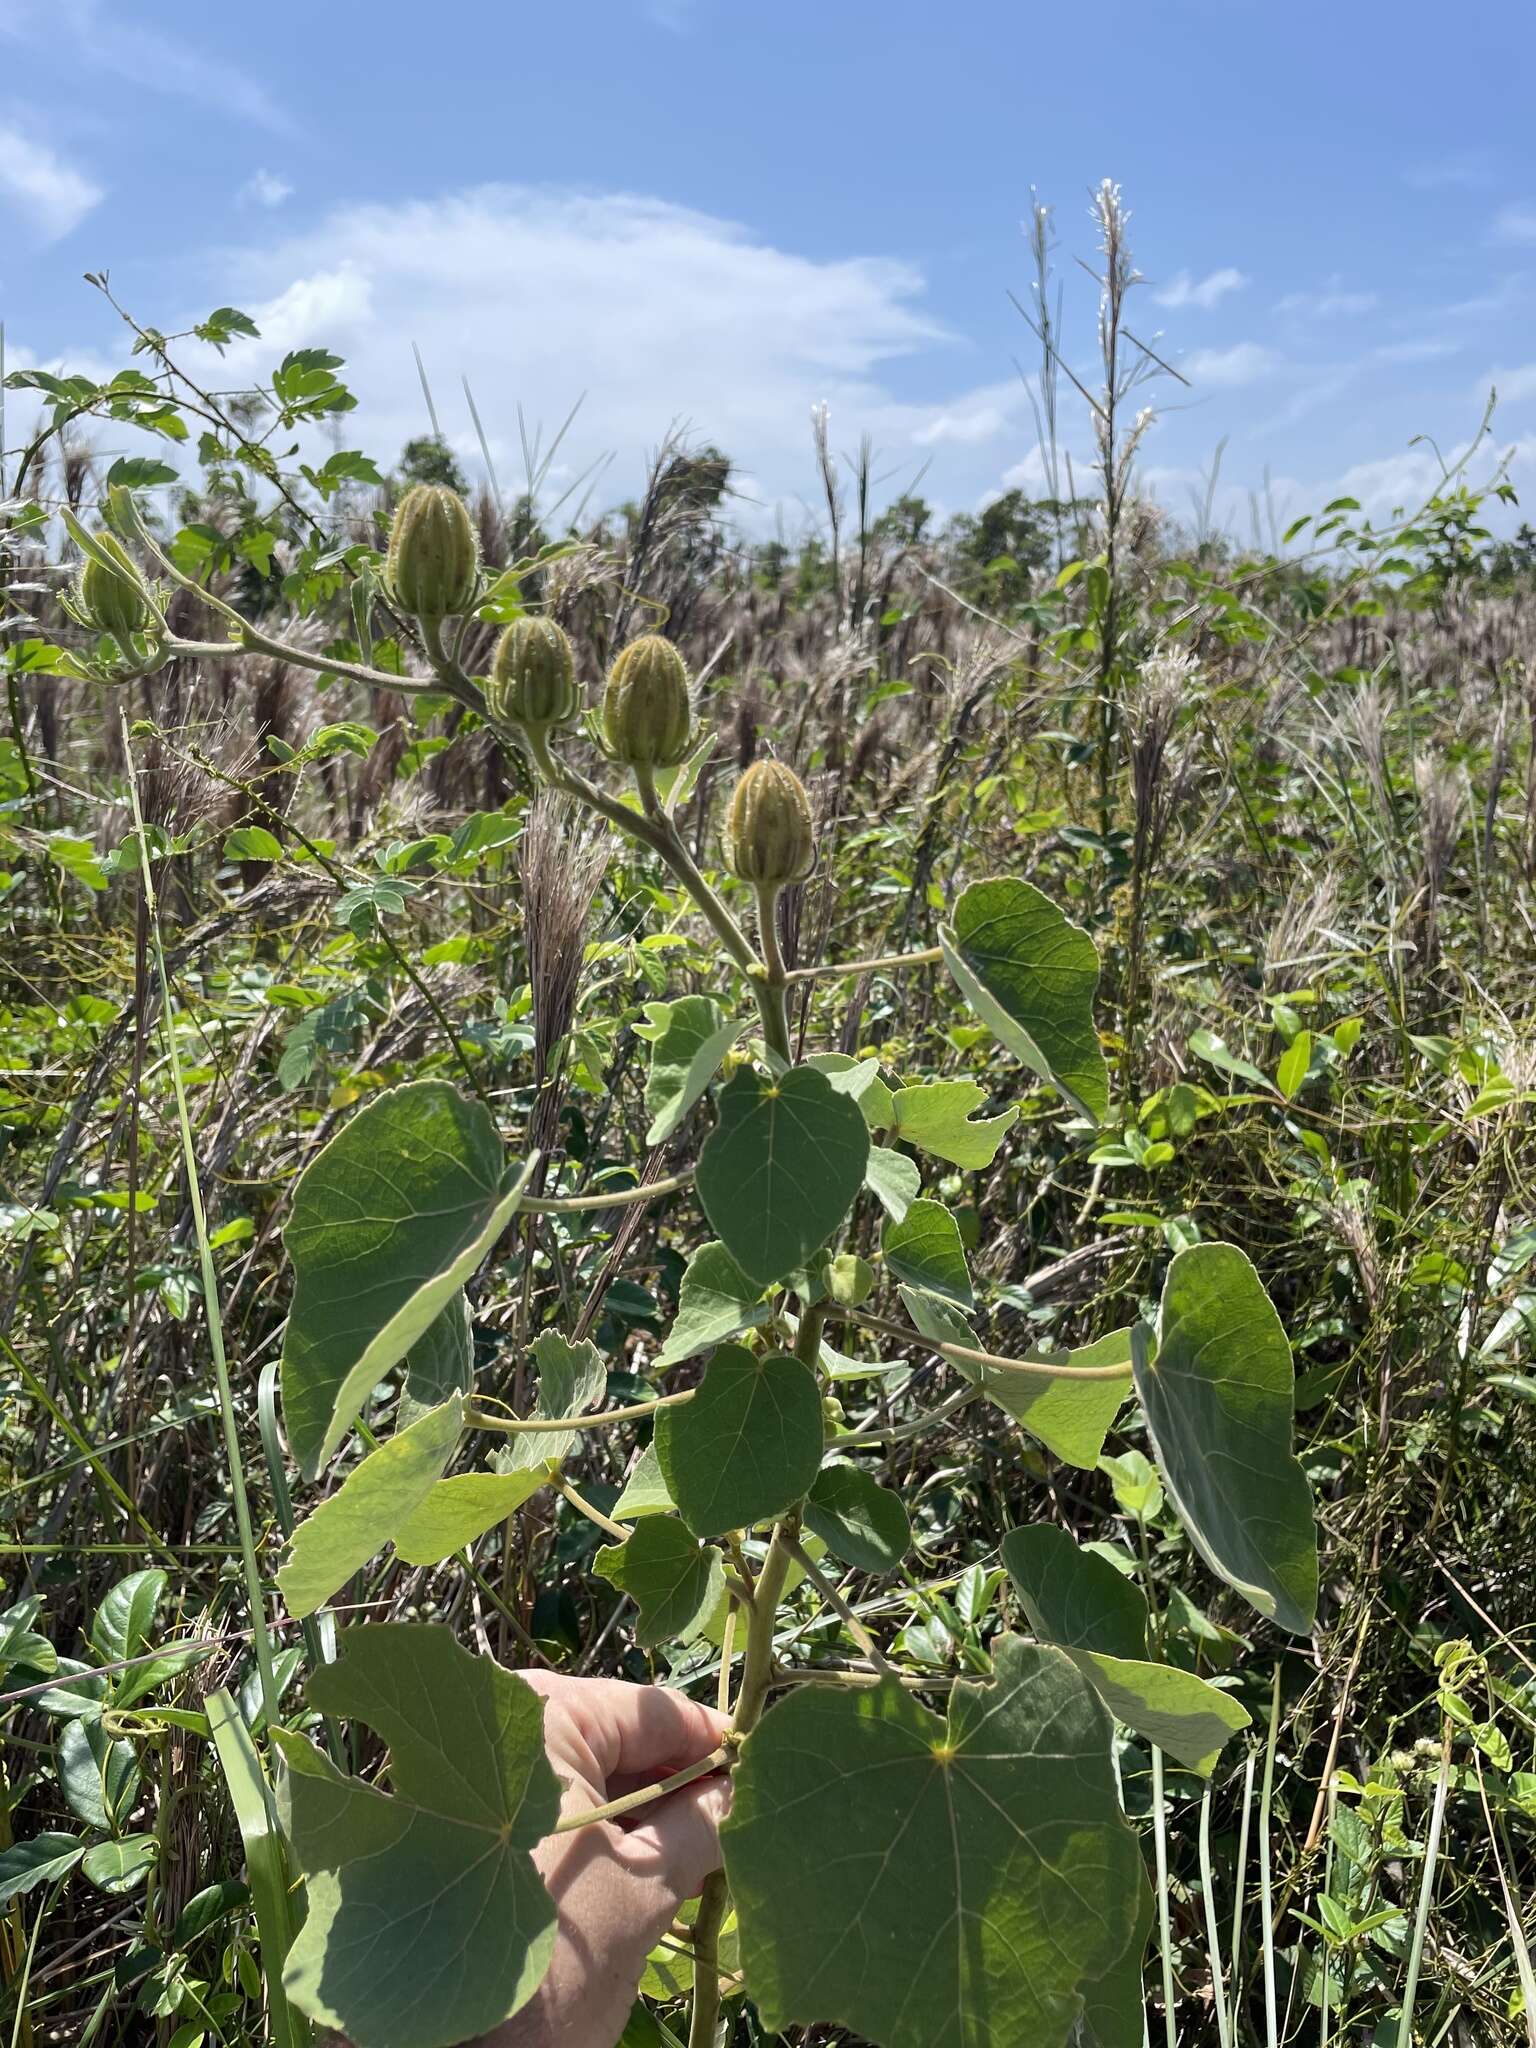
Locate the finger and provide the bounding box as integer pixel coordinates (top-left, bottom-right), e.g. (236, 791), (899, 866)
(619, 1774), (734, 1904)
(564, 1678), (730, 1783)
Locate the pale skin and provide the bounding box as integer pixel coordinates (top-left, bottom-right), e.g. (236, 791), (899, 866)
(487, 1674), (732, 2048)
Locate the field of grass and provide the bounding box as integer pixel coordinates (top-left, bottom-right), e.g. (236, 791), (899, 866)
(4, 216), (1536, 2048)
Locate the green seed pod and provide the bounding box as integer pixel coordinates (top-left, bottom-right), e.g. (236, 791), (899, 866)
(827, 1252), (875, 1309)
(601, 634), (692, 768)
(385, 483), (479, 619)
(724, 760), (815, 887)
(486, 616), (580, 731)
(78, 533), (151, 640)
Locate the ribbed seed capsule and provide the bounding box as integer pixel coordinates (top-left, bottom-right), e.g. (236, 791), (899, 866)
(385, 484), (480, 619)
(724, 760), (816, 886)
(78, 533), (151, 640)
(601, 634), (692, 768)
(486, 616), (580, 731)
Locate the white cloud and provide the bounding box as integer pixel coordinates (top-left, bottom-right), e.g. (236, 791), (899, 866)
(1473, 363), (1536, 406)
(1181, 342), (1280, 387)
(1492, 203), (1536, 244)
(1372, 338), (1458, 365)
(0, 122), (101, 240)
(186, 185), (958, 510)
(0, 1), (288, 131)
(1275, 284), (1378, 318)
(1404, 153), (1494, 191)
(241, 168), (293, 209)
(1153, 266), (1246, 310)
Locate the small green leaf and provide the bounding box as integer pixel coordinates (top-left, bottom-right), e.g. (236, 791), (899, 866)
(0, 1834), (84, 1906)
(393, 1334), (605, 1565)
(613, 1443), (676, 1521)
(90, 1569), (167, 1665)
(278, 1397), (465, 1617)
(696, 1066), (870, 1285)
(276, 1625), (559, 2048)
(280, 1081), (531, 1476)
(222, 826), (283, 863)
(656, 1345), (823, 1538)
(804, 1463), (911, 1572)
(882, 1198), (974, 1309)
(1276, 1029), (1312, 1100)
(1136, 1244), (1317, 1633)
(1188, 1028), (1272, 1092)
(635, 997), (739, 1144)
(889, 1078), (1016, 1168)
(594, 1519), (725, 1646)
(82, 1834), (158, 1893)
(863, 1144), (920, 1222)
(654, 1242), (769, 1370)
(940, 878), (1108, 1123)
(805, 1051), (895, 1129)
(723, 1637), (1149, 2047)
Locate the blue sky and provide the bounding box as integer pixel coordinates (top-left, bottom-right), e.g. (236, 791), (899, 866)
(3, 0), (1535, 535)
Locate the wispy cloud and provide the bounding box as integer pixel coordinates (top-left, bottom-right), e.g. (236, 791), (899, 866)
(1, 0), (288, 131)
(1473, 363), (1536, 407)
(1491, 202), (1536, 244)
(0, 122), (101, 240)
(1153, 266), (1246, 311)
(240, 168), (293, 209)
(1276, 282), (1378, 319)
(1182, 342), (1280, 388)
(1372, 338), (1459, 365)
(1404, 152), (1495, 191)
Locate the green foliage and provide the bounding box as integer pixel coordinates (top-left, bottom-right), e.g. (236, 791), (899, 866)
(1135, 1244), (1319, 1633)
(722, 1638), (1151, 2048)
(655, 1345), (823, 1538)
(275, 1626), (560, 2048)
(695, 1066), (870, 1284)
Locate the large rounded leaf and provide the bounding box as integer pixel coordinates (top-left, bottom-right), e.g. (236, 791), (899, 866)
(1135, 1243), (1318, 1635)
(655, 1344), (823, 1539)
(882, 1198), (973, 1309)
(723, 1636), (1148, 2048)
(281, 1081), (530, 1477)
(804, 1463), (911, 1573)
(696, 1066), (869, 1286)
(275, 1624), (559, 2048)
(940, 878), (1108, 1123)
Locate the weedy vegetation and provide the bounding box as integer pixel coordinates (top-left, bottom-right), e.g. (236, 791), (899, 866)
(2, 186), (1536, 2047)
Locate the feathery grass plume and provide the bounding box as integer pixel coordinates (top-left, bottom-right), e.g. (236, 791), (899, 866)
(1264, 867), (1342, 985)
(518, 794), (607, 1161)
(1414, 751), (1469, 972)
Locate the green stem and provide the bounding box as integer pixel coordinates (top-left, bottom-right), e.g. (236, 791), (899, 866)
(122, 722), (281, 1734)
(784, 945), (942, 985)
(466, 1388), (694, 1435)
(754, 882), (793, 1066)
(689, 1515), (798, 2048)
(554, 1747), (731, 1835)
(522, 1171), (693, 1213)
(835, 1308), (1135, 1381)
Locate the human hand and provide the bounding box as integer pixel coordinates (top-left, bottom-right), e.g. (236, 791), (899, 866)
(484, 1672), (732, 2048)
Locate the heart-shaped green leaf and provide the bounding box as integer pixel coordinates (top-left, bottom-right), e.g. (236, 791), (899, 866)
(1136, 1243), (1317, 1634)
(863, 1144), (920, 1222)
(723, 1636), (1149, 2048)
(635, 996), (740, 1144)
(940, 878), (1108, 1123)
(281, 1081), (530, 1476)
(804, 1463), (911, 1573)
(655, 1344), (823, 1538)
(594, 1518), (725, 1646)
(279, 1397), (465, 1617)
(275, 1624), (559, 2048)
(696, 1066), (869, 1285)
(1002, 1525), (1249, 1775)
